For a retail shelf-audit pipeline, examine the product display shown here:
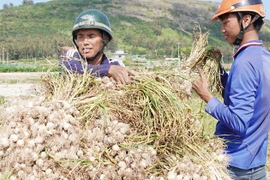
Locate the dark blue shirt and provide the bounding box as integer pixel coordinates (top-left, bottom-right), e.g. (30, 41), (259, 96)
(60, 49), (124, 77)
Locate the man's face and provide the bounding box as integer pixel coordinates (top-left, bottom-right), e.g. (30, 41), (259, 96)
(76, 29), (103, 59)
(219, 13), (241, 45)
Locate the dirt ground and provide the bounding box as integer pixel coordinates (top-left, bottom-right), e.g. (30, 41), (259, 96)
(0, 83), (38, 97)
(0, 72), (42, 97)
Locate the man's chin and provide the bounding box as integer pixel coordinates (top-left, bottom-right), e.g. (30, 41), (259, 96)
(81, 54), (94, 60)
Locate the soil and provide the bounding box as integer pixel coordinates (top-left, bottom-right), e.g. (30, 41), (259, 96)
(0, 83), (38, 97)
(0, 72), (42, 98)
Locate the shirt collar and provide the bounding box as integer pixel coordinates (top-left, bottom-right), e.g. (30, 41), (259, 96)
(233, 40), (263, 58)
(101, 54), (110, 64)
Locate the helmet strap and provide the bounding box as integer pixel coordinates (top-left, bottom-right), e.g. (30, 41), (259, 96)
(233, 27), (244, 46)
(233, 13), (260, 45)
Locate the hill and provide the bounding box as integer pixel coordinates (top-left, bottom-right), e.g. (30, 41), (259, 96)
(0, 0), (270, 63)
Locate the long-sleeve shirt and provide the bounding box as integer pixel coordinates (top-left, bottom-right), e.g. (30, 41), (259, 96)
(206, 40), (270, 169)
(60, 49), (125, 76)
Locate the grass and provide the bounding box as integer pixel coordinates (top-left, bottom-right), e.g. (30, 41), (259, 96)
(0, 96), (5, 105)
(0, 58), (59, 73)
(0, 59), (59, 84)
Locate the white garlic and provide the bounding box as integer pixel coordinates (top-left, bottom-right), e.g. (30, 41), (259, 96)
(168, 171), (177, 180)
(118, 161), (127, 169)
(77, 150), (84, 157)
(45, 168), (53, 175)
(40, 151), (47, 159)
(10, 134), (19, 142)
(17, 139), (24, 147)
(193, 173), (201, 180)
(112, 144), (120, 152)
(36, 158), (44, 167)
(35, 136), (44, 144)
(46, 122), (55, 129)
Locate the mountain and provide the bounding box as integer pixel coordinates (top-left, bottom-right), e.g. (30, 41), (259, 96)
(0, 0), (270, 63)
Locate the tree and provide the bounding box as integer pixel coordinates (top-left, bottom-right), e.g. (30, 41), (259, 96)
(29, 0), (35, 5)
(22, 0), (28, 5)
(22, 0), (34, 5)
(3, 4), (9, 9)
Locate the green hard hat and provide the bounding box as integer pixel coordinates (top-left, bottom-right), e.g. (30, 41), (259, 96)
(72, 9), (112, 41)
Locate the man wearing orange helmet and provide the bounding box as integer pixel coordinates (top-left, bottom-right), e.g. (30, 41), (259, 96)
(192, 0), (270, 179)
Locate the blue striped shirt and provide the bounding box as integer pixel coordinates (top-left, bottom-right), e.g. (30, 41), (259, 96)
(60, 49), (124, 77)
(206, 40), (270, 169)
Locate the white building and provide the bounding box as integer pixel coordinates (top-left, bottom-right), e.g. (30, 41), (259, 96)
(113, 50), (127, 60)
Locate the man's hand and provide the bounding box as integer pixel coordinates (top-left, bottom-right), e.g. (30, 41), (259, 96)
(192, 69), (213, 103)
(214, 48), (222, 60)
(108, 65), (136, 84)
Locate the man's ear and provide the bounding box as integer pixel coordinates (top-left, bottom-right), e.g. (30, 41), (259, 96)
(242, 14), (252, 28)
(103, 33), (110, 41)
(102, 32), (111, 46)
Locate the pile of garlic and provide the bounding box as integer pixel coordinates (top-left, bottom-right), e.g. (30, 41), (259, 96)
(0, 97), (81, 179)
(166, 152), (230, 180)
(0, 96), (230, 180)
(0, 97), (159, 179)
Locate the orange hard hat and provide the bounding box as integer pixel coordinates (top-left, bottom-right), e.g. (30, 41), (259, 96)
(211, 0), (265, 21)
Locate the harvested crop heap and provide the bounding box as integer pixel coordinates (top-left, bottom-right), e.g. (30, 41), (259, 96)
(0, 29), (231, 180)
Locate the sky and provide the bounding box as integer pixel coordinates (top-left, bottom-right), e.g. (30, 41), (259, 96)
(0, 0), (51, 9)
(0, 0), (269, 19)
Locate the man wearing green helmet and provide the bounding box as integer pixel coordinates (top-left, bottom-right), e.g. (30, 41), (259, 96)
(62, 9), (134, 84)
